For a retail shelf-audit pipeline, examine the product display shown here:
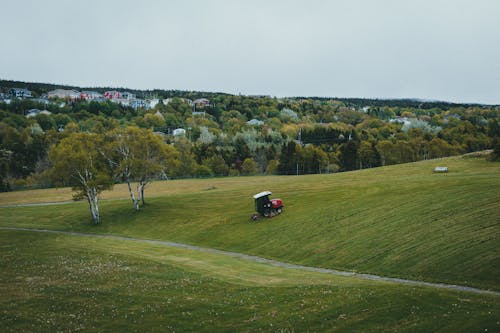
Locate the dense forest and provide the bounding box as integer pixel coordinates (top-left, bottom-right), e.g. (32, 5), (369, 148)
(1, 79), (499, 192)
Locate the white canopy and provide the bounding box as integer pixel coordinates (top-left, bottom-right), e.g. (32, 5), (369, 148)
(253, 191), (272, 199)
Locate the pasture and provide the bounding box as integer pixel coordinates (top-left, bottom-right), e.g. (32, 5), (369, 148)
(1, 154), (499, 331)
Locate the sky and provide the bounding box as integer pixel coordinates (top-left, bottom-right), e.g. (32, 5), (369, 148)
(1, 0), (500, 104)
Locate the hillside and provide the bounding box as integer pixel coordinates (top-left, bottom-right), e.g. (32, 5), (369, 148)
(1, 79), (499, 193)
(2, 229), (499, 332)
(1, 154), (499, 292)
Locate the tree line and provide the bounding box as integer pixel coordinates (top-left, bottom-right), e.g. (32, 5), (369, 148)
(1, 89), (499, 205)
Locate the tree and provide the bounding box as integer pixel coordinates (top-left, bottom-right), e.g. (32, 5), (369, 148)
(339, 140), (359, 171)
(376, 140), (396, 166)
(202, 155), (229, 176)
(241, 158), (258, 175)
(172, 138), (198, 177)
(358, 141), (379, 169)
(49, 133), (113, 224)
(265, 159), (279, 174)
(109, 126), (178, 210)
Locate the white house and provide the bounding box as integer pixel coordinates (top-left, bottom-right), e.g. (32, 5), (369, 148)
(149, 99), (160, 108)
(9, 88), (32, 98)
(247, 119), (264, 126)
(173, 128), (186, 137)
(48, 89), (80, 100)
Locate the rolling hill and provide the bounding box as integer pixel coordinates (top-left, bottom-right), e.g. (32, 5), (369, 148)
(1, 154), (499, 331)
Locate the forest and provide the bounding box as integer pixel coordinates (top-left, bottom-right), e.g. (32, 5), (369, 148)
(1, 80), (499, 193)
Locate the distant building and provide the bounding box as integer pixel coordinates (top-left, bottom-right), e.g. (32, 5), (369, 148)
(104, 90), (123, 99)
(247, 119), (264, 126)
(149, 99), (160, 109)
(116, 99), (130, 107)
(389, 117), (412, 126)
(80, 91), (102, 100)
(121, 92), (136, 100)
(104, 91), (135, 100)
(26, 109), (52, 118)
(173, 128), (186, 137)
(48, 89), (80, 100)
(193, 98), (210, 108)
(9, 88), (32, 98)
(130, 99), (148, 109)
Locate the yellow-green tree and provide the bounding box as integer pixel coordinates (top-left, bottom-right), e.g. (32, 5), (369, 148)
(241, 158), (258, 175)
(108, 126), (178, 210)
(49, 133), (113, 224)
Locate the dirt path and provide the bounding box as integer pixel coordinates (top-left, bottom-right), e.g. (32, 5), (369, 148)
(1, 226), (499, 296)
(0, 201), (74, 208)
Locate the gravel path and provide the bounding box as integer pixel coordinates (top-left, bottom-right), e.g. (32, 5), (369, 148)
(1, 226), (499, 297)
(0, 201), (75, 208)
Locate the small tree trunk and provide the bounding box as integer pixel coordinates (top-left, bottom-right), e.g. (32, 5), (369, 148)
(138, 181), (147, 205)
(86, 187), (100, 224)
(126, 179), (140, 211)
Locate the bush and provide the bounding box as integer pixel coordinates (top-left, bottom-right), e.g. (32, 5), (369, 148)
(241, 158), (258, 175)
(196, 165), (213, 177)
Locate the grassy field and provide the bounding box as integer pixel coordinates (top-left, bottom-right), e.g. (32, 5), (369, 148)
(1, 155), (499, 331)
(1, 229), (499, 332)
(1, 155), (498, 292)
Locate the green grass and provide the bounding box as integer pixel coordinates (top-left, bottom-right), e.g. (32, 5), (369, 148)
(1, 230), (499, 332)
(1, 155), (499, 293)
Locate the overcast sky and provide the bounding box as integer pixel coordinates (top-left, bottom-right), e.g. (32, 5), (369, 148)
(1, 0), (499, 104)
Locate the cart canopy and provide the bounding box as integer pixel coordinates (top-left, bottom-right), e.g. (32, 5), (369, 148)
(253, 191), (272, 199)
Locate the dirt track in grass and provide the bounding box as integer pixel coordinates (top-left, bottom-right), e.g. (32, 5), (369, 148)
(1, 226), (499, 297)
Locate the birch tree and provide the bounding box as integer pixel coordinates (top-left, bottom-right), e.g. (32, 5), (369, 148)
(49, 133), (113, 224)
(109, 127), (178, 210)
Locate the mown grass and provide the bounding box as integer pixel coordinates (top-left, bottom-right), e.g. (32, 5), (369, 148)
(1, 155), (499, 291)
(1, 230), (499, 332)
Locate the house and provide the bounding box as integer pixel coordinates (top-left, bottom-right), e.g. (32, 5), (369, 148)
(80, 91), (102, 100)
(48, 89), (80, 100)
(389, 117), (412, 126)
(26, 109), (52, 118)
(9, 88), (32, 98)
(130, 99), (148, 109)
(173, 128), (186, 137)
(104, 90), (122, 99)
(193, 98), (210, 108)
(149, 99), (160, 109)
(247, 119), (264, 126)
(121, 92), (136, 100)
(115, 99), (130, 106)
